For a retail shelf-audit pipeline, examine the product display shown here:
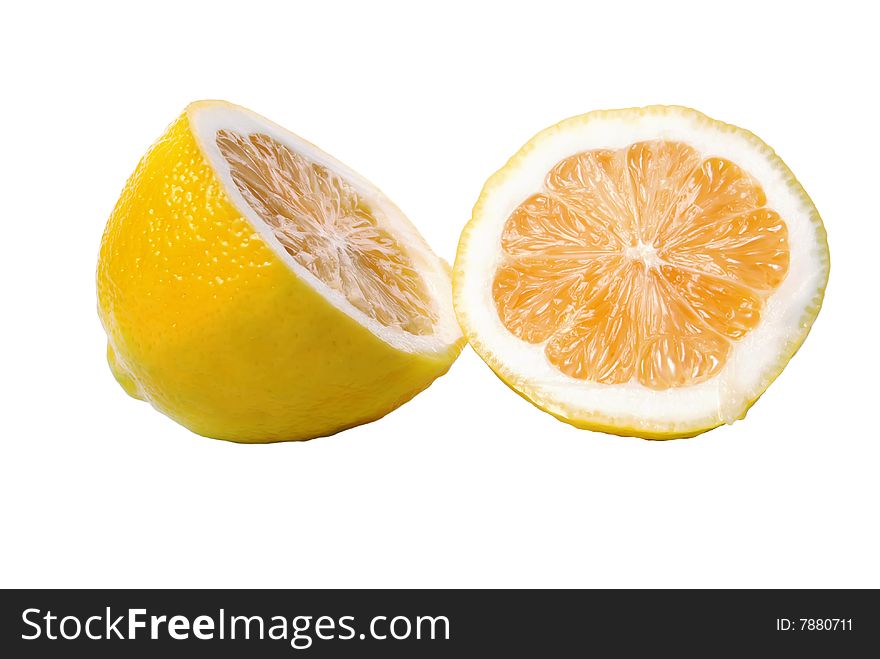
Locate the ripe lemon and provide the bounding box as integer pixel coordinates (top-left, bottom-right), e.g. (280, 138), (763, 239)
(98, 101), (463, 442)
(453, 106), (829, 439)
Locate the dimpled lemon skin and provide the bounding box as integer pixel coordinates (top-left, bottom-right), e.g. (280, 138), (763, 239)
(97, 111), (462, 442)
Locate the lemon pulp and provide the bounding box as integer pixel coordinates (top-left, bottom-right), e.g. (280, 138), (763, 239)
(492, 140), (790, 389)
(216, 130), (437, 335)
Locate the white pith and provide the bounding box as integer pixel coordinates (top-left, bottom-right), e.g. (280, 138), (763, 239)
(456, 107), (828, 434)
(188, 101), (461, 355)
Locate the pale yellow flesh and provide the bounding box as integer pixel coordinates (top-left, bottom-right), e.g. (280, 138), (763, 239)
(216, 129), (438, 335)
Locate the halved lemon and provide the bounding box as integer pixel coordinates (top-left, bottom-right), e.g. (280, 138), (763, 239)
(454, 106), (829, 439)
(98, 101), (463, 442)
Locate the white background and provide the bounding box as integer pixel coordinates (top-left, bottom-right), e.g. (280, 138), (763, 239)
(1, 0), (877, 588)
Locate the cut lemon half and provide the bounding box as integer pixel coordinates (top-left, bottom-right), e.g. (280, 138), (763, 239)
(98, 101), (463, 442)
(454, 106), (829, 439)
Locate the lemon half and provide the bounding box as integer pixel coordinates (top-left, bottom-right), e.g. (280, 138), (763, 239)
(98, 101), (463, 442)
(453, 106), (829, 439)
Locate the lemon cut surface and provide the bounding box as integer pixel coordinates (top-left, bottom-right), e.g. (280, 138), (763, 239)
(454, 107), (828, 439)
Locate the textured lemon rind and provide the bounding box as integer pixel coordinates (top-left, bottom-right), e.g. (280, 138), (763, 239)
(98, 105), (463, 442)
